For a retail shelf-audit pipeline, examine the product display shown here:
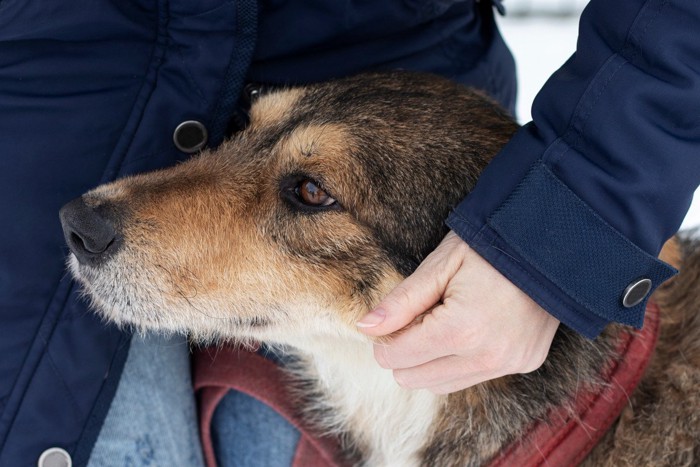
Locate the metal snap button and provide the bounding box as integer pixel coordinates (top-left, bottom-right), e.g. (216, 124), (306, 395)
(173, 120), (208, 153)
(38, 447), (72, 467)
(621, 278), (652, 308)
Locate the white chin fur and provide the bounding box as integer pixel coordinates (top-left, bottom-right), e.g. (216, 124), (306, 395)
(67, 256), (438, 464)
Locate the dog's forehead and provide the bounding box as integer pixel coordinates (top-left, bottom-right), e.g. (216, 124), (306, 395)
(248, 76), (425, 130)
(281, 123), (353, 159)
(244, 88), (362, 176)
(248, 87), (306, 128)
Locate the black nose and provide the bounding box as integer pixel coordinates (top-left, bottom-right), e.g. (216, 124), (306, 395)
(59, 197), (120, 266)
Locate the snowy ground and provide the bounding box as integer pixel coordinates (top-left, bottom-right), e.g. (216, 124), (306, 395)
(496, 2), (700, 230)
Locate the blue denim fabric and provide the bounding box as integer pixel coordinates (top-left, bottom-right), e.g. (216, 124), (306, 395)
(211, 390), (300, 467)
(88, 334), (204, 467)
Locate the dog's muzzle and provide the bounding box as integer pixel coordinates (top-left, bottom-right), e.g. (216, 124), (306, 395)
(59, 197), (121, 267)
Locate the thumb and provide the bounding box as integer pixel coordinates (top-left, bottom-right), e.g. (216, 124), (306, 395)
(356, 234), (465, 336)
(356, 273), (441, 336)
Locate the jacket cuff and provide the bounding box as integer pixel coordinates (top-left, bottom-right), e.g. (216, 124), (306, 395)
(447, 161), (677, 339)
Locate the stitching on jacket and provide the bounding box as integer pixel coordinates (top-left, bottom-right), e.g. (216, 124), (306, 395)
(575, 0), (669, 151)
(544, 0), (646, 164)
(447, 211), (481, 235)
(167, 1), (239, 109)
(45, 351), (83, 419)
(565, 55), (626, 157)
(172, 43), (209, 106)
(71, 1), (173, 459)
(100, 0), (170, 183)
(0, 277), (70, 454)
(559, 0), (668, 162)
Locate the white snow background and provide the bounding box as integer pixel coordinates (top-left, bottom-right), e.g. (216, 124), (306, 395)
(497, 0), (700, 230)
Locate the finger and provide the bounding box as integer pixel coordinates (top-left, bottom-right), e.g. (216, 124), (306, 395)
(356, 232), (465, 336)
(372, 309), (459, 369)
(391, 354), (494, 391)
(356, 272), (443, 336)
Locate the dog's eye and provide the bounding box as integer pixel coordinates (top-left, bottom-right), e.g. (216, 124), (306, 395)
(295, 180), (336, 207)
(280, 175), (340, 212)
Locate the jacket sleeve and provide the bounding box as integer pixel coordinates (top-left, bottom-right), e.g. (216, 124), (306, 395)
(446, 0), (700, 338)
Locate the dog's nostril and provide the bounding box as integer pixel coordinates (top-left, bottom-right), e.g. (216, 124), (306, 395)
(69, 231), (87, 252)
(69, 229), (114, 255)
(60, 197), (121, 266)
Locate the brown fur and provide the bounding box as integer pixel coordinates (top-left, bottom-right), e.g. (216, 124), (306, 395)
(583, 236), (700, 466)
(65, 72), (700, 465)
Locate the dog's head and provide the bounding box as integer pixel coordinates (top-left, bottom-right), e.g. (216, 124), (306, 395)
(59, 72), (517, 345)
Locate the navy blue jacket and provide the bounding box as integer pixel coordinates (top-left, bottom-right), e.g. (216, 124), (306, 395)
(0, 0), (697, 465)
(448, 0), (700, 337)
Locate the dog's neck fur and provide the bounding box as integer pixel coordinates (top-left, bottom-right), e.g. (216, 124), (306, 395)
(282, 333), (441, 466)
(266, 316), (620, 466)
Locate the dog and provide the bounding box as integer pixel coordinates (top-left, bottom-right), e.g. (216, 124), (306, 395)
(60, 72), (700, 466)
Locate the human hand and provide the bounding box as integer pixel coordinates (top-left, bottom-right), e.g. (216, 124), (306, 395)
(356, 231), (560, 394)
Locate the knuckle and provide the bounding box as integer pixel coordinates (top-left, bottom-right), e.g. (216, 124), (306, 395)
(439, 329), (463, 354)
(434, 317), (473, 354)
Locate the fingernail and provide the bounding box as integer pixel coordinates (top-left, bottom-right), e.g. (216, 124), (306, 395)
(356, 309), (386, 328)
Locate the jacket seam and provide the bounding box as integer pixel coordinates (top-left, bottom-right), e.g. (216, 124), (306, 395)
(548, 0), (662, 165)
(45, 352), (83, 420)
(574, 0), (668, 154)
(167, 1), (239, 109)
(72, 336), (131, 466)
(100, 0), (171, 183)
(71, 2), (173, 461)
(489, 248), (605, 337)
(0, 278), (71, 454)
(172, 42), (209, 107)
(563, 54), (626, 160)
